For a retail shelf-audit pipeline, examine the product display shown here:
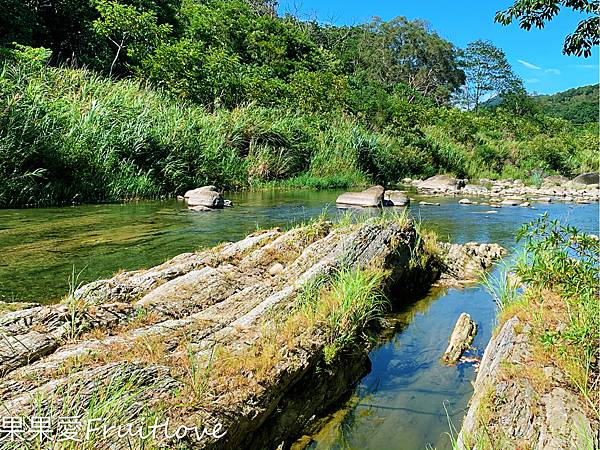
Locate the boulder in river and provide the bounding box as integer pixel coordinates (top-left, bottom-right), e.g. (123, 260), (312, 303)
(187, 190), (224, 208)
(336, 185), (384, 207)
(442, 313), (477, 364)
(570, 172), (599, 186)
(183, 186), (233, 210)
(384, 190), (410, 207)
(415, 174), (466, 192)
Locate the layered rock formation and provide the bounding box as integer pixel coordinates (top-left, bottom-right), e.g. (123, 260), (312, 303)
(458, 317), (597, 449)
(0, 219), (503, 449)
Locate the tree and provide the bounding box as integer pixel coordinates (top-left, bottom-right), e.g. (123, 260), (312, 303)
(495, 0), (599, 57)
(93, 0), (172, 76)
(351, 17), (465, 104)
(458, 40), (522, 111)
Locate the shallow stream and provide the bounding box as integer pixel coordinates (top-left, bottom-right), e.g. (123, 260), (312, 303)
(0, 189), (597, 449)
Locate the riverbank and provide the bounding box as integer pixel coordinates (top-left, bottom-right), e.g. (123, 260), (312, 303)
(458, 216), (599, 448)
(2, 61), (598, 208)
(0, 215), (503, 448)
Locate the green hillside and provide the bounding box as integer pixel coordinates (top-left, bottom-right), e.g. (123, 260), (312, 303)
(536, 84), (599, 124)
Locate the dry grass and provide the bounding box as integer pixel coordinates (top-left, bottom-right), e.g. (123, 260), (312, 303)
(496, 287), (599, 416)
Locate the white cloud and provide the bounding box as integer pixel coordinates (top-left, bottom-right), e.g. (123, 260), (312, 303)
(526, 78), (541, 84)
(545, 68), (561, 75)
(518, 59), (542, 70)
(575, 64), (599, 69)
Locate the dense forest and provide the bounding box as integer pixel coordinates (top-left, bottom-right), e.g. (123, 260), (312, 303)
(1, 0), (598, 207)
(535, 84), (599, 124)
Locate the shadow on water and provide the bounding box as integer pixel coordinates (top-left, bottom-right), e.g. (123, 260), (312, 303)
(0, 189), (597, 449)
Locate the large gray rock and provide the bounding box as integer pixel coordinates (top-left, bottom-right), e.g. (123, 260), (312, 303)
(336, 185), (384, 207)
(384, 190), (410, 207)
(186, 187), (224, 208)
(416, 174), (465, 191)
(571, 172), (599, 185)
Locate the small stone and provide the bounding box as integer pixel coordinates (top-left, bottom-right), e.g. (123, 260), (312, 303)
(419, 201), (441, 206)
(575, 198), (590, 204)
(268, 263), (284, 276)
(458, 198), (472, 205)
(520, 202), (531, 207)
(223, 199), (233, 207)
(536, 197), (553, 203)
(500, 199), (520, 206)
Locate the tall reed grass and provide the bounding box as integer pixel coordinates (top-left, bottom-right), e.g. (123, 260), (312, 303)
(0, 62), (421, 207)
(1, 60), (596, 207)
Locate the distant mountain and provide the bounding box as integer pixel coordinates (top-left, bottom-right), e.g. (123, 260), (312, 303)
(535, 84), (598, 124)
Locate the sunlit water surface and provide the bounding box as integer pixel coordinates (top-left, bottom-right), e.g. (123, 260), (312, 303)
(0, 189), (597, 449)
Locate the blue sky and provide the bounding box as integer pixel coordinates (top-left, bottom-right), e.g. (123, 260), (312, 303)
(278, 0), (599, 94)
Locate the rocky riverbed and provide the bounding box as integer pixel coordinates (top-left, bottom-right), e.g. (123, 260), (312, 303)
(0, 217), (503, 449)
(408, 173), (600, 205)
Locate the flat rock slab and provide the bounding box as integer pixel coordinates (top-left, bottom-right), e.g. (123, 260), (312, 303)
(336, 185), (384, 207)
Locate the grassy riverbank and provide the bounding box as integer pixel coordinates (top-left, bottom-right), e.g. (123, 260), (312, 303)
(1, 59), (597, 207)
(471, 215), (600, 447)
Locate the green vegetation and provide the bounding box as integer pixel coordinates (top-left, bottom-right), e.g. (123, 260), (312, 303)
(0, 1), (597, 207)
(536, 83), (599, 124)
(299, 267), (387, 365)
(493, 215), (599, 414)
(496, 0), (599, 57)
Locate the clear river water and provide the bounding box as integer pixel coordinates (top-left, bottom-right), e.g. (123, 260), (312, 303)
(0, 189), (597, 449)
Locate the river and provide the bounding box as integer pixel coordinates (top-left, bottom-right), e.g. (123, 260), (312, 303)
(0, 189), (597, 449)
